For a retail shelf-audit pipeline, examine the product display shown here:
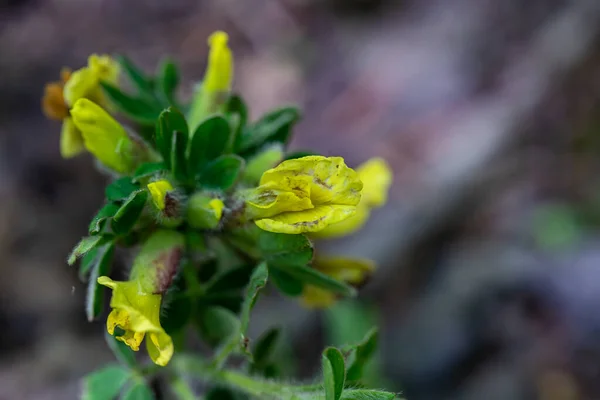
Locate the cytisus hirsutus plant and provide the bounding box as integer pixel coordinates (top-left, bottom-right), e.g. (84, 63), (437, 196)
(43, 30), (398, 400)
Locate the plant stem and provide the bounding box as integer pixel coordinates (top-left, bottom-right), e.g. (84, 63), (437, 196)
(174, 355), (323, 399)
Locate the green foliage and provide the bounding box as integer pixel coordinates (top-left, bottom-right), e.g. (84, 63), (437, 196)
(86, 243), (114, 321)
(81, 365), (130, 400)
(198, 155), (245, 190)
(110, 190), (148, 235)
(105, 329), (137, 368)
(121, 381), (155, 400)
(323, 347), (346, 400)
(65, 54), (397, 400)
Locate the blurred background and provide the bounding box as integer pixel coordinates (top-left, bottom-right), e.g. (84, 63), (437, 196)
(2, 0), (600, 399)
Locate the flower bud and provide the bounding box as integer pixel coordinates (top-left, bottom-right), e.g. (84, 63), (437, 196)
(188, 31), (234, 130)
(187, 193), (225, 229)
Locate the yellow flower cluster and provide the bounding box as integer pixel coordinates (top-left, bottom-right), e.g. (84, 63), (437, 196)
(42, 54), (120, 160)
(246, 156), (392, 308)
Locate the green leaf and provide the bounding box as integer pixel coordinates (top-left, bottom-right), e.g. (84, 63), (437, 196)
(89, 203), (120, 235)
(161, 295), (192, 335)
(132, 162), (166, 182)
(258, 232), (313, 268)
(68, 236), (104, 265)
(236, 107), (300, 152)
(269, 267), (303, 297)
(274, 263), (355, 297)
(156, 108), (188, 169)
(284, 150), (317, 160)
(225, 95), (248, 146)
(188, 115), (231, 176)
(100, 82), (160, 125)
(118, 55), (154, 95)
(206, 264), (255, 294)
(79, 247), (99, 279)
(110, 190), (148, 235)
(86, 243), (115, 321)
(340, 389), (398, 400)
(346, 328), (378, 383)
(240, 262), (268, 334)
(82, 365), (130, 400)
(104, 329), (136, 368)
(171, 129), (189, 182)
(323, 347), (345, 400)
(206, 387), (247, 400)
(121, 381), (155, 400)
(157, 58), (179, 105)
(252, 328), (280, 368)
(198, 155), (244, 190)
(106, 177), (139, 201)
(196, 306), (240, 347)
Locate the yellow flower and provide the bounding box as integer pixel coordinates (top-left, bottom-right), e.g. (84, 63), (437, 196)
(301, 257), (375, 308)
(63, 54), (119, 107)
(243, 156), (362, 234)
(42, 55), (119, 159)
(187, 194), (225, 229)
(188, 30), (234, 130)
(42, 68), (86, 158)
(70, 99), (134, 173)
(311, 157), (392, 238)
(98, 230), (184, 366)
(98, 277), (173, 366)
(202, 31), (233, 93)
(148, 180), (175, 210)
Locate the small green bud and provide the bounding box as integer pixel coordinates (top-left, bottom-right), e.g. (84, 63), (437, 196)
(187, 193), (225, 229)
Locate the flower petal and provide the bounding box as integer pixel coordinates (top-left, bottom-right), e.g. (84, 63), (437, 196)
(203, 31), (233, 93)
(255, 204), (356, 234)
(309, 203), (370, 239)
(147, 180), (174, 210)
(146, 331), (174, 367)
(60, 118), (85, 159)
(300, 285), (337, 309)
(313, 256), (375, 284)
(260, 156), (363, 207)
(63, 67), (100, 107)
(357, 157), (392, 208)
(244, 178), (313, 220)
(70, 98), (133, 173)
(42, 82), (69, 121)
(88, 54), (120, 85)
